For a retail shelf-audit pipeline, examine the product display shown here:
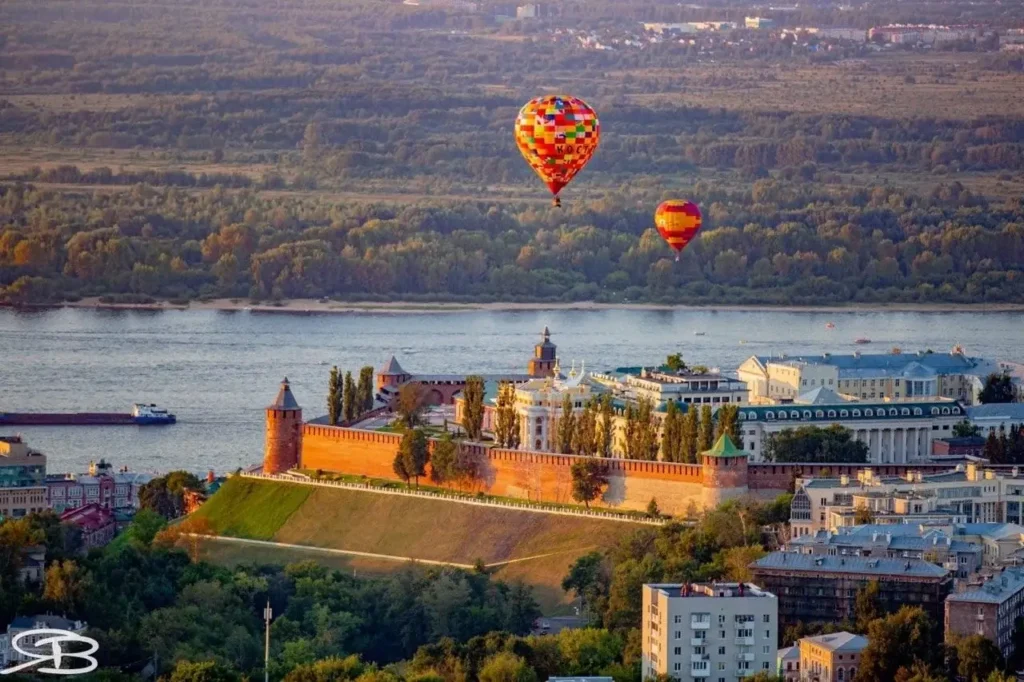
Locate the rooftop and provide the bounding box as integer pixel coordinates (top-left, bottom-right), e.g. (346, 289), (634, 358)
(757, 351), (991, 378)
(954, 523), (1024, 540)
(647, 582), (775, 599)
(703, 434), (746, 459)
(796, 386), (849, 405)
(802, 632), (868, 653)
(9, 615), (85, 632)
(751, 551), (950, 579)
(269, 377), (300, 410)
(380, 355), (407, 376)
(777, 646), (799, 662)
(947, 569), (1024, 604)
(739, 400), (964, 423)
(966, 404), (1024, 421)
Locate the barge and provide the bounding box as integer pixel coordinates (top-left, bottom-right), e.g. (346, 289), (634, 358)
(0, 403), (176, 426)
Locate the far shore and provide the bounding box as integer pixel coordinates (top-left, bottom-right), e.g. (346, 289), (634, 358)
(31, 297), (1024, 315)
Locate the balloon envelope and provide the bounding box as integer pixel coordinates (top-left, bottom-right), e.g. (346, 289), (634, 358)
(655, 200), (702, 256)
(514, 95), (600, 198)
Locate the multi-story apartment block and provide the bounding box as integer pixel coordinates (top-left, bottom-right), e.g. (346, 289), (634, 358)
(738, 351), (1001, 405)
(790, 464), (1024, 537)
(642, 583), (778, 682)
(946, 568), (1024, 661)
(797, 632), (867, 682)
(0, 436), (47, 519)
(735, 392), (964, 463)
(787, 525), (984, 578)
(750, 553), (952, 629)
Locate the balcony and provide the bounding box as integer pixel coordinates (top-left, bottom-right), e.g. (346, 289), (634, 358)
(691, 620), (711, 630)
(690, 637), (707, 646)
(738, 653), (755, 662)
(734, 637), (755, 646)
(691, 667), (710, 678)
(690, 654), (710, 664)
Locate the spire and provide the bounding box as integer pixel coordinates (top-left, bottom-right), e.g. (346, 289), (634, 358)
(702, 434), (745, 458)
(269, 377), (300, 410)
(380, 355), (407, 376)
(542, 326), (550, 342)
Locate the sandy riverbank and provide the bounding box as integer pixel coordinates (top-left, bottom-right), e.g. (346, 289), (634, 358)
(50, 297), (1024, 314)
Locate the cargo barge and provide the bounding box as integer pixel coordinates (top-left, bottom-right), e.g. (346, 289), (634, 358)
(0, 403), (176, 426)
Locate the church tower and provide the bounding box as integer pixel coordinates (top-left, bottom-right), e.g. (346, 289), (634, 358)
(527, 327), (558, 377)
(263, 377), (303, 474)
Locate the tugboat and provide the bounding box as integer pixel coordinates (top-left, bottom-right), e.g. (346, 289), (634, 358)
(131, 403), (177, 425)
(855, 337), (872, 345)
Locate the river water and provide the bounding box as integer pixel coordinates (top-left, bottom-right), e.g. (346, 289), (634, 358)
(1, 307), (1021, 475)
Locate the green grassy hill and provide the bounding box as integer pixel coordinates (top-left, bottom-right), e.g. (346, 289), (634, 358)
(193, 477), (647, 611)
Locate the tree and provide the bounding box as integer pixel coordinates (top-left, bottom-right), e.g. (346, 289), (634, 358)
(397, 384), (424, 429)
(43, 559), (90, 615)
(854, 581), (881, 633)
(343, 371), (357, 423)
(984, 431), (1004, 463)
(598, 395), (614, 457)
(646, 498), (661, 519)
(557, 393), (576, 454)
(763, 425), (868, 463)
(462, 375), (485, 441)
(624, 398), (658, 460)
(494, 382), (519, 448)
(430, 432), (458, 487)
(715, 404), (740, 441)
(398, 428), (430, 487)
(953, 419), (981, 438)
(357, 366), (376, 414)
(139, 471), (202, 519)
(697, 405), (714, 452)
(570, 458), (609, 509)
(478, 652), (537, 682)
(856, 606), (940, 682)
(854, 505), (874, 525)
(956, 635), (1004, 682)
(301, 122), (322, 166)
(169, 660), (241, 682)
(328, 366), (343, 426)
(573, 399), (599, 457)
(665, 353), (686, 372)
(562, 551), (610, 623)
(979, 373), (1016, 404)
(661, 401), (682, 462)
(682, 405), (699, 463)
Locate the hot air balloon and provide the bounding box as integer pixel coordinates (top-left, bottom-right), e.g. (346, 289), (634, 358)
(655, 200), (702, 261)
(514, 95), (600, 207)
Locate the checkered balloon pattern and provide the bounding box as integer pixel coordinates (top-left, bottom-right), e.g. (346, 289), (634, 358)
(655, 200), (702, 259)
(514, 95), (600, 197)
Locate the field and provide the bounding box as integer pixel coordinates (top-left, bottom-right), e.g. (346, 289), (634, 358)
(194, 477), (646, 611)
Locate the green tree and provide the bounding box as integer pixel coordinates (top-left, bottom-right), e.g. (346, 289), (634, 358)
(979, 373), (1016, 404)
(328, 366), (343, 426)
(557, 393), (576, 454)
(598, 395), (614, 457)
(855, 606), (940, 682)
(624, 398), (658, 460)
(646, 498), (661, 519)
(984, 431), (1005, 463)
(953, 419), (981, 438)
(562, 552), (610, 623)
(343, 371), (357, 423)
(138, 471), (203, 519)
(682, 405), (698, 463)
(570, 459), (609, 509)
(397, 384), (424, 429)
(357, 366), (376, 414)
(43, 559), (90, 615)
(661, 401), (684, 462)
(169, 660), (241, 682)
(398, 428), (430, 487)
(462, 376), (485, 441)
(697, 405), (714, 453)
(715, 404), (740, 441)
(478, 652), (537, 682)
(854, 581), (881, 632)
(956, 634), (1004, 682)
(430, 432), (458, 487)
(282, 655), (366, 682)
(665, 353), (686, 372)
(573, 399), (599, 457)
(763, 425), (868, 463)
(494, 382), (518, 448)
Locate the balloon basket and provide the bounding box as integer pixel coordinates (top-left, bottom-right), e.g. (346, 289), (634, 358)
(674, 255), (680, 262)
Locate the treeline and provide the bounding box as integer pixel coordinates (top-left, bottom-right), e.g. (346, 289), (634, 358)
(2, 178), (1023, 305)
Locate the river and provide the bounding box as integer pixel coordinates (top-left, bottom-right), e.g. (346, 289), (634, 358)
(1, 307), (1021, 475)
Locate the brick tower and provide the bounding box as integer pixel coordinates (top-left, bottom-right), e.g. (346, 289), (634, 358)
(527, 326), (558, 377)
(263, 377), (303, 474)
(700, 434), (749, 509)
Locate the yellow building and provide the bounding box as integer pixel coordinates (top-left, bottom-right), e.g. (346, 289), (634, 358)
(798, 632), (867, 682)
(0, 436), (47, 519)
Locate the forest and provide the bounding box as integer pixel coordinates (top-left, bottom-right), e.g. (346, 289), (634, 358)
(1, 0), (1023, 305)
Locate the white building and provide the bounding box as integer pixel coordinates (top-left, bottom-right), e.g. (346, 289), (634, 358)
(736, 390), (965, 463)
(738, 350), (1003, 405)
(966, 404), (1024, 435)
(0, 616), (88, 667)
(790, 464), (1024, 538)
(513, 370), (595, 452)
(642, 582), (778, 682)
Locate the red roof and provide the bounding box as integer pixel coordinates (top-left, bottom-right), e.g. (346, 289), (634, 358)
(60, 502), (114, 531)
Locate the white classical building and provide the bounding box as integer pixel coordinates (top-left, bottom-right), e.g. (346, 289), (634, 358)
(513, 369), (595, 452)
(642, 583), (778, 682)
(736, 389), (965, 463)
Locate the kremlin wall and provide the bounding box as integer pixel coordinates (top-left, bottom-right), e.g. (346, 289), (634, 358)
(262, 329), (963, 515)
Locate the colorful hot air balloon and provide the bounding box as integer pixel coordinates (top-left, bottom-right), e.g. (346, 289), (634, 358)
(655, 200), (702, 261)
(514, 95), (600, 207)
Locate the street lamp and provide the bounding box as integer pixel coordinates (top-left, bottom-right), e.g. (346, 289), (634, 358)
(264, 599), (273, 682)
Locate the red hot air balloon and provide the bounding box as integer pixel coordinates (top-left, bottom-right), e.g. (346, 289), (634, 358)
(514, 95), (600, 207)
(654, 200), (702, 261)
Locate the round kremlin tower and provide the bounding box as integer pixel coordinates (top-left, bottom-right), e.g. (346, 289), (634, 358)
(263, 377), (302, 474)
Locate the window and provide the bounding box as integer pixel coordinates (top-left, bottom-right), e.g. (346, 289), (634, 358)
(763, 662), (770, 670)
(763, 614), (770, 623)
(674, 647), (681, 655)
(674, 615), (682, 623)
(719, 615), (726, 624)
(763, 645), (770, 653)
(841, 410), (849, 417)
(718, 647), (726, 655)
(674, 631), (681, 640)
(673, 663), (681, 672)
(838, 669), (844, 681)
(764, 630), (770, 639)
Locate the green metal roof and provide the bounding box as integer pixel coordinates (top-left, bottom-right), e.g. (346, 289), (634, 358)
(703, 434), (745, 458)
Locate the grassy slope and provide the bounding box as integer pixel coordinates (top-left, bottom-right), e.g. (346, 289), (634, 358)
(197, 478), (646, 612)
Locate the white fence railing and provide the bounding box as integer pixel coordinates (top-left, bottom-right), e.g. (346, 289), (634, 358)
(238, 471), (666, 526)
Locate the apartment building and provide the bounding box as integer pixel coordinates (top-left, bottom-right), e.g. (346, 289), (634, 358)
(789, 464), (1024, 537)
(736, 392), (964, 463)
(750, 553), (952, 629)
(738, 351), (1000, 405)
(946, 568), (1024, 661)
(0, 436), (47, 519)
(798, 632), (868, 682)
(0, 616), (88, 667)
(642, 583), (778, 682)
